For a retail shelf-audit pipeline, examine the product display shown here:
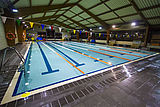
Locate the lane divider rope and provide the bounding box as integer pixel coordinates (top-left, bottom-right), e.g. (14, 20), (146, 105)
(88, 49), (131, 61)
(42, 42), (85, 74)
(51, 42), (112, 66)
(109, 47), (149, 55)
(62, 42), (131, 61)
(99, 48), (142, 57)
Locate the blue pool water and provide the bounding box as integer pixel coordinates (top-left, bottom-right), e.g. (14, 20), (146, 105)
(13, 41), (155, 96)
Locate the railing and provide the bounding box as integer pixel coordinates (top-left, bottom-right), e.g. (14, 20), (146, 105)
(0, 47), (25, 73)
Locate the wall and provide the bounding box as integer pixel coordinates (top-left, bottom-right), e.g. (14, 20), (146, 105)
(4, 18), (16, 46)
(15, 25), (19, 44)
(0, 16), (8, 50)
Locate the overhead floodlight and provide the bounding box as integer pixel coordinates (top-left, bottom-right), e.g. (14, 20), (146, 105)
(112, 25), (116, 28)
(131, 22), (136, 26)
(12, 9), (18, 13)
(18, 17), (22, 19)
(108, 62), (112, 65)
(99, 27), (102, 29)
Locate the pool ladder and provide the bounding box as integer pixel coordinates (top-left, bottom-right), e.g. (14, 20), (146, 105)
(0, 47), (25, 73)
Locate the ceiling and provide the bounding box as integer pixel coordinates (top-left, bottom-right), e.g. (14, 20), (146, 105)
(7, 0), (160, 30)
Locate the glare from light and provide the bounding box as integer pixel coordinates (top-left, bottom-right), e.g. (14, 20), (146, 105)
(90, 32), (92, 35)
(22, 22), (25, 24)
(99, 27), (102, 29)
(12, 9), (18, 13)
(108, 62), (112, 65)
(131, 22), (136, 26)
(18, 17), (22, 19)
(123, 65), (131, 77)
(112, 25), (116, 28)
(83, 29), (85, 31)
(90, 28), (92, 31)
(25, 24), (27, 26)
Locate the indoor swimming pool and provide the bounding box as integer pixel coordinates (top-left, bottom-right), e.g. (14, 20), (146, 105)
(1, 41), (157, 104)
(14, 41), (155, 95)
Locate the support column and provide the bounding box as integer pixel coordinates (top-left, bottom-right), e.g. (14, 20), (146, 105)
(144, 26), (149, 47)
(23, 29), (27, 41)
(76, 31), (79, 41)
(4, 18), (16, 46)
(106, 29), (110, 44)
(0, 16), (8, 50)
(87, 31), (91, 42)
(16, 23), (25, 42)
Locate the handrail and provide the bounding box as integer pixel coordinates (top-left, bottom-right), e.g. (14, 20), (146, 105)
(0, 47), (25, 72)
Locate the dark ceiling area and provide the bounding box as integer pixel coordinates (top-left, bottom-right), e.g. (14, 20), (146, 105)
(1, 0), (160, 30)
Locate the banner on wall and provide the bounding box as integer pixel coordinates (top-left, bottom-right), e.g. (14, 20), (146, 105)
(118, 34), (120, 38)
(59, 27), (62, 32)
(115, 34), (118, 38)
(86, 32), (88, 37)
(51, 25), (53, 31)
(29, 22), (34, 28)
(73, 30), (76, 34)
(1, 16), (7, 24)
(79, 30), (82, 35)
(16, 20), (21, 26)
(67, 29), (69, 33)
(41, 24), (45, 30)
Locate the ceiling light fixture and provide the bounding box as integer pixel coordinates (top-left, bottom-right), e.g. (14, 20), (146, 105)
(131, 22), (136, 26)
(12, 9), (18, 13)
(18, 17), (22, 19)
(99, 27), (102, 29)
(112, 25), (116, 28)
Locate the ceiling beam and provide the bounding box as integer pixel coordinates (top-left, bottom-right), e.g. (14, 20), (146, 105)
(77, 4), (109, 29)
(97, 4), (132, 17)
(100, 0), (125, 23)
(63, 15), (88, 29)
(29, 0), (32, 18)
(147, 16), (160, 20)
(140, 4), (160, 11)
(53, 0), (82, 24)
(42, 20), (74, 29)
(12, 0), (20, 5)
(128, 0), (149, 25)
(62, 0), (110, 22)
(42, 0), (54, 17)
(52, 0), (70, 17)
(26, 15), (61, 22)
(104, 13), (138, 22)
(17, 3), (76, 16)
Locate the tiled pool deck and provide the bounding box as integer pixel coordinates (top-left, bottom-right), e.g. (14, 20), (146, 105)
(0, 42), (160, 107)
